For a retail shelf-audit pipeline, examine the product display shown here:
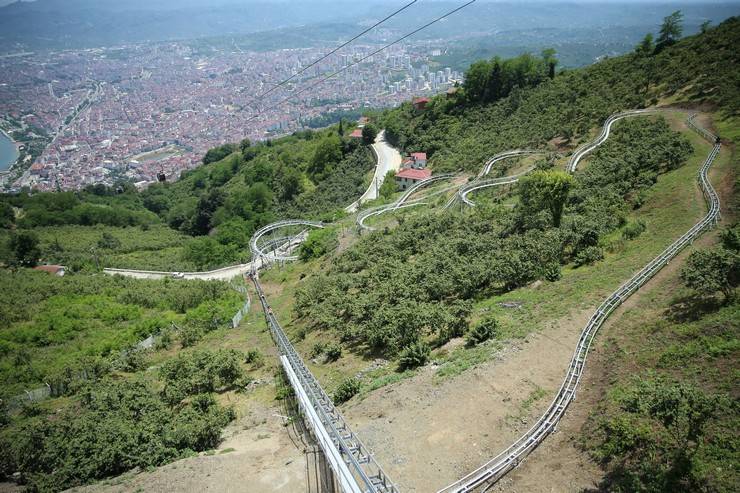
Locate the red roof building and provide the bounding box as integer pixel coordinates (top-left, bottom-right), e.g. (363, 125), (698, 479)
(349, 128), (363, 139)
(33, 265), (66, 276)
(395, 168), (432, 190)
(412, 97), (430, 111)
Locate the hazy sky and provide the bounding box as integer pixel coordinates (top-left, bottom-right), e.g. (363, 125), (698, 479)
(2, 0), (739, 5)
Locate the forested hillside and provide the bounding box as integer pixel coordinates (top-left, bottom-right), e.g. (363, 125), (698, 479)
(0, 127), (374, 271)
(381, 16), (739, 173)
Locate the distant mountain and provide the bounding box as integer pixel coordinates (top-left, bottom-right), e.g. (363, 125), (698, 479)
(0, 0), (381, 51)
(1, 0), (738, 53)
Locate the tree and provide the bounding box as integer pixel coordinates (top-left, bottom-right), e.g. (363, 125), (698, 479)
(700, 20), (711, 34)
(239, 138), (251, 155)
(361, 124), (378, 145)
(518, 170), (574, 227)
(245, 182), (273, 213)
(379, 170), (397, 199)
(464, 59), (491, 102)
(635, 33), (655, 57)
(299, 228), (338, 261)
(657, 10), (684, 50)
(541, 48), (558, 79)
(0, 201), (15, 228)
(202, 143), (237, 165)
(10, 231), (41, 267)
(279, 166), (303, 201)
(680, 247), (739, 301)
(308, 134), (343, 180)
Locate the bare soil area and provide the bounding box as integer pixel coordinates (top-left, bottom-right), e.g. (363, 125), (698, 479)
(341, 308), (601, 493)
(68, 404), (307, 493)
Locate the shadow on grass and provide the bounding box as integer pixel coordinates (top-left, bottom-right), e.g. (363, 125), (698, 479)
(664, 293), (724, 323)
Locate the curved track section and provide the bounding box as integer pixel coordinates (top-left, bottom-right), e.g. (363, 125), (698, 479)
(357, 173), (455, 231)
(457, 167), (535, 207)
(438, 111), (721, 493)
(567, 109), (658, 172)
(445, 151), (541, 210)
(479, 150), (538, 178)
(249, 219), (324, 262)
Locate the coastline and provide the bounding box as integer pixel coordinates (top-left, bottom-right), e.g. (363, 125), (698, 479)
(0, 126), (20, 175)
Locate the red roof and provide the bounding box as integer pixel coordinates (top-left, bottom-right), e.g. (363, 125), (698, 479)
(33, 265), (65, 274)
(411, 152), (427, 161)
(349, 128), (363, 138)
(413, 97), (430, 104)
(396, 168), (432, 180)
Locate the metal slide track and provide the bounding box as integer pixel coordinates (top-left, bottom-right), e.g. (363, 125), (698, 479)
(437, 111), (721, 492)
(252, 277), (398, 493)
(356, 173), (455, 231)
(249, 219), (324, 261)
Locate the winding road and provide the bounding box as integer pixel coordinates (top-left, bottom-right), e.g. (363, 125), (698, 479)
(345, 130), (403, 213)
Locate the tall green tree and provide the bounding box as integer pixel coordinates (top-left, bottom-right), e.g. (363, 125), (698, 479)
(635, 33), (655, 56)
(362, 124), (378, 145)
(10, 231), (41, 267)
(541, 48), (558, 79)
(657, 10), (684, 50)
(309, 135), (343, 180)
(518, 170), (574, 227)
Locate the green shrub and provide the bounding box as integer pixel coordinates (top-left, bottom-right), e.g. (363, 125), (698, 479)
(398, 342), (430, 370)
(574, 246), (604, 267)
(333, 378), (361, 404)
(622, 220), (647, 240)
(311, 342), (325, 358)
(466, 317), (500, 347)
(245, 349), (264, 368)
(324, 342), (342, 362)
(299, 228), (339, 261)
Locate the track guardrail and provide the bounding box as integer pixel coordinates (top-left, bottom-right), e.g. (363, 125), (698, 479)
(252, 277), (398, 493)
(250, 219), (324, 262)
(438, 111), (721, 493)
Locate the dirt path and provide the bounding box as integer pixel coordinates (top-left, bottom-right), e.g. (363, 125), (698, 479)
(341, 308), (601, 492)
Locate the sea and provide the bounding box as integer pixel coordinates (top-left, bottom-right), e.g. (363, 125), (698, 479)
(0, 131), (19, 171)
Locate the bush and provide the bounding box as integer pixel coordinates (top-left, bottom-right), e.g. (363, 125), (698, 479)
(311, 342), (325, 358)
(622, 220), (647, 240)
(245, 349), (264, 368)
(0, 379), (234, 492)
(299, 228), (338, 261)
(574, 246), (604, 267)
(466, 317), (500, 347)
(398, 342), (430, 370)
(324, 342), (342, 362)
(333, 378), (361, 404)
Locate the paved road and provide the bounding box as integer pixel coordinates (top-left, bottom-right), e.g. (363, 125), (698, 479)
(345, 130), (402, 213)
(104, 263), (255, 281)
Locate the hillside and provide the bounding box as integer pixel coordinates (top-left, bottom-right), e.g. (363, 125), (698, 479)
(0, 16), (738, 493)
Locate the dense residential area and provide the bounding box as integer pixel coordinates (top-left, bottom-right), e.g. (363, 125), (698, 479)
(0, 2), (738, 493)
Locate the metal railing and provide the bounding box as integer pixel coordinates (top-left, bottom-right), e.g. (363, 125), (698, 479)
(567, 109), (659, 172)
(478, 149), (538, 178)
(356, 173), (455, 231)
(438, 111), (721, 493)
(249, 219), (324, 262)
(251, 277), (398, 493)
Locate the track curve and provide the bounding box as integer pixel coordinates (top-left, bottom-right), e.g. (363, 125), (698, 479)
(437, 110), (721, 493)
(249, 219), (324, 262)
